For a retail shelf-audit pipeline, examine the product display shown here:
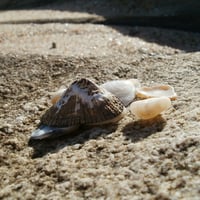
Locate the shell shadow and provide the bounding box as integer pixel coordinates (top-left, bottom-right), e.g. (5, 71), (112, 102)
(28, 124), (118, 158)
(122, 115), (167, 142)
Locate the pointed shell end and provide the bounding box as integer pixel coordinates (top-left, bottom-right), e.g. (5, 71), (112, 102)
(30, 125), (79, 140)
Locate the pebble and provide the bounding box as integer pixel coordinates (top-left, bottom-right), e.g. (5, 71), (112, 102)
(0, 123), (13, 134)
(22, 102), (38, 112)
(16, 115), (26, 123)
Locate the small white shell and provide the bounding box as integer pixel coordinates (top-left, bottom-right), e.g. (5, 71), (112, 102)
(101, 79), (141, 106)
(136, 85), (177, 100)
(50, 86), (67, 105)
(129, 97), (171, 120)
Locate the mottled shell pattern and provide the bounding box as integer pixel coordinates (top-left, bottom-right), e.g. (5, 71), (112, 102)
(42, 78), (125, 126)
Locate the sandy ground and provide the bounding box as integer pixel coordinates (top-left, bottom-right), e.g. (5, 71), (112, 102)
(0, 9), (200, 200)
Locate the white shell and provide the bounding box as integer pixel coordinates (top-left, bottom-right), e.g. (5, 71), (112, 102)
(129, 97), (171, 120)
(50, 86), (67, 105)
(101, 79), (141, 106)
(136, 85), (177, 100)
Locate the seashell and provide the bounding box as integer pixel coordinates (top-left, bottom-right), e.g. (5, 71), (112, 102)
(31, 78), (126, 139)
(129, 97), (171, 120)
(136, 85), (177, 100)
(101, 79), (141, 106)
(50, 86), (67, 105)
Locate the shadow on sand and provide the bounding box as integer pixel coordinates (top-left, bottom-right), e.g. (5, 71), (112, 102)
(122, 115), (167, 142)
(28, 124), (118, 158)
(29, 115), (167, 158)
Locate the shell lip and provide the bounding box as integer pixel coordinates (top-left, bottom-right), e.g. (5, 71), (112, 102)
(31, 125), (79, 140)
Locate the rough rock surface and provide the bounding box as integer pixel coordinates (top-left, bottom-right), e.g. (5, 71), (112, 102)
(0, 7), (200, 200)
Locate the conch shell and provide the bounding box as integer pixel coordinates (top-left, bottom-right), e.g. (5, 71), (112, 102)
(136, 85), (177, 100)
(101, 79), (141, 106)
(31, 78), (126, 139)
(129, 97), (171, 120)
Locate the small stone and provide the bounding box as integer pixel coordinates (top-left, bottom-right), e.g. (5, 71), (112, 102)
(51, 42), (57, 49)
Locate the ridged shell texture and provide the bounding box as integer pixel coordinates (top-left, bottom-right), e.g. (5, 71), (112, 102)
(41, 78), (125, 127)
